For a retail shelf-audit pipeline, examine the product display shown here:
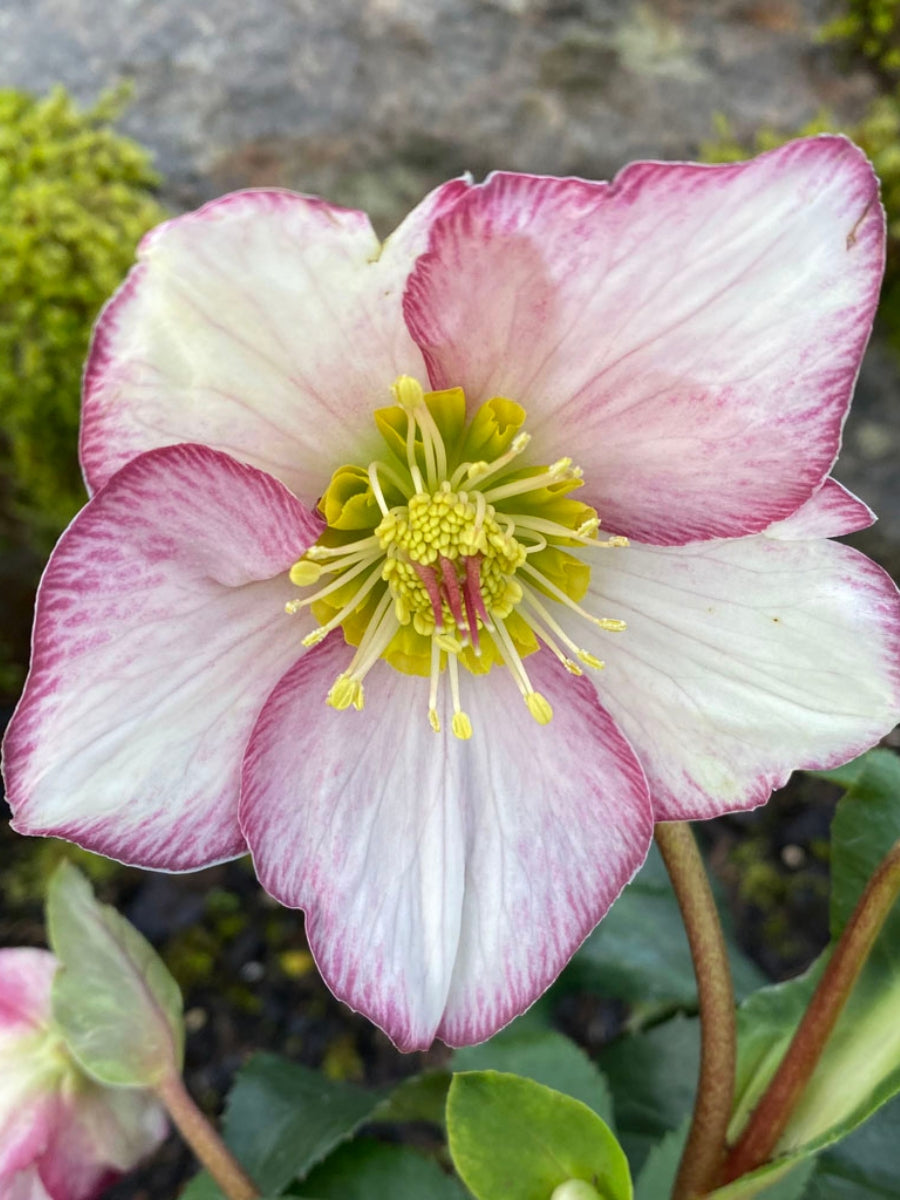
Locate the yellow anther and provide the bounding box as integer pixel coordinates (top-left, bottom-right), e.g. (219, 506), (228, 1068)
(608, 535), (629, 548)
(290, 559), (324, 586)
(452, 711), (473, 740)
(392, 374), (425, 410)
(525, 692), (554, 725)
(465, 461), (491, 482)
(595, 618), (627, 632)
(563, 658), (583, 675)
(284, 599), (303, 615)
(326, 673), (360, 710)
(435, 633), (464, 654)
(510, 432), (531, 454)
(428, 708), (441, 733)
(577, 649), (605, 669)
(302, 627), (329, 647)
(576, 517), (600, 538)
(549, 456), (572, 476)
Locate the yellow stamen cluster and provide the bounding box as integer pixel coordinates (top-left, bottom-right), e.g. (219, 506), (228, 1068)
(285, 377), (628, 739)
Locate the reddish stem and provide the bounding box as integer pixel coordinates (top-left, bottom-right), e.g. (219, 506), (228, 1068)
(721, 836), (900, 1184)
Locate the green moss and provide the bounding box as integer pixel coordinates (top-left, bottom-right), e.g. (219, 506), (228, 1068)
(821, 0), (900, 75)
(3, 837), (124, 907)
(0, 85), (167, 545)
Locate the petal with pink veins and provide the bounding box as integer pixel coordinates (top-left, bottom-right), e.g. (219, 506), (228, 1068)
(3, 444), (319, 869)
(578, 534), (900, 821)
(0, 950), (57, 1035)
(38, 1087), (168, 1200)
(240, 635), (651, 1050)
(763, 478), (875, 539)
(80, 180), (470, 502)
(405, 138), (883, 544)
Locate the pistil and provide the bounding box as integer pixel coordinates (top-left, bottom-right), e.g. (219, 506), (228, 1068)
(286, 377), (629, 738)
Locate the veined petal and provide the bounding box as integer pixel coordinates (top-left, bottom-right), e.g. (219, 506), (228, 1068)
(3, 445), (319, 869)
(81, 181), (470, 502)
(579, 534), (900, 821)
(404, 138), (883, 544)
(763, 477), (875, 539)
(240, 636), (651, 1050)
(38, 1088), (167, 1200)
(2, 1168), (54, 1200)
(0, 950), (55, 1035)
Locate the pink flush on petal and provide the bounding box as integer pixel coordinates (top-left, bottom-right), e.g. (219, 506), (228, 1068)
(5, 137), (900, 1050)
(0, 949), (167, 1200)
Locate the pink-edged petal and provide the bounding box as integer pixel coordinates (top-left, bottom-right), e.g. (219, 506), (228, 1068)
(763, 478), (876, 539)
(2, 1167), (54, 1200)
(0, 951), (55, 1035)
(405, 138), (883, 544)
(240, 635), (651, 1050)
(3, 444), (319, 869)
(0, 1086), (58, 1179)
(38, 1087), (167, 1200)
(579, 535), (900, 821)
(81, 180), (470, 502)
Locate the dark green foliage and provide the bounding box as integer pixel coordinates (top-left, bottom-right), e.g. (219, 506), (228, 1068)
(0, 85), (166, 543)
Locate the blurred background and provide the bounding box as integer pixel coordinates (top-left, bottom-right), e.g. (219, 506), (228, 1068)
(1, 1), (899, 1195)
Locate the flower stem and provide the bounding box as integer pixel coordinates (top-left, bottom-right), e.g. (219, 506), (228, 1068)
(721, 835), (900, 1185)
(156, 1071), (260, 1200)
(655, 821), (736, 1200)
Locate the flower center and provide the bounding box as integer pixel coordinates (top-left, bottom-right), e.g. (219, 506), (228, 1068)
(286, 376), (627, 739)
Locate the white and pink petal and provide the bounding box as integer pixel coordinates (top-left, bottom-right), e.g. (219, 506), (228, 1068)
(578, 533), (900, 822)
(81, 181), (470, 503)
(3, 444), (319, 869)
(405, 138), (883, 544)
(240, 636), (651, 1050)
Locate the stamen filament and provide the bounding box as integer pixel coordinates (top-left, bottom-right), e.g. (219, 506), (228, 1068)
(519, 560), (626, 631)
(301, 563), (385, 645)
(448, 655), (472, 740)
(428, 638), (442, 732)
(413, 403), (448, 484)
(294, 551), (383, 611)
(480, 458), (576, 504)
(306, 536), (381, 560)
(519, 584), (605, 669)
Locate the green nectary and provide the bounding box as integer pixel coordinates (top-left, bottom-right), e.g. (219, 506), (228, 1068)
(0, 85), (167, 544)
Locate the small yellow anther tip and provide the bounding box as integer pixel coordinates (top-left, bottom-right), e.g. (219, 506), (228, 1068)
(578, 650), (605, 670)
(289, 559), (323, 586)
(452, 711), (473, 740)
(284, 599), (303, 615)
(595, 618), (627, 632)
(525, 692), (554, 725)
(392, 374), (425, 410)
(428, 708), (441, 733)
(302, 627), (328, 648)
(326, 674), (360, 711)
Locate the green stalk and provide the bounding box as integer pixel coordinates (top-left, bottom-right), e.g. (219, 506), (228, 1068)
(721, 837), (900, 1184)
(655, 821), (737, 1200)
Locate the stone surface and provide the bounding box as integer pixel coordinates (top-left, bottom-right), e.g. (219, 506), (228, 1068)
(1, 0), (898, 546)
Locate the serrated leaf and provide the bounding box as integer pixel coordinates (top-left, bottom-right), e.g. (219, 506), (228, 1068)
(634, 1123), (688, 1200)
(181, 1053), (385, 1199)
(598, 1015), (700, 1173)
(46, 860), (183, 1086)
(371, 1069), (450, 1127)
(447, 1071), (632, 1200)
(452, 1028), (614, 1126)
(569, 844), (764, 1009)
(295, 1137), (466, 1199)
(804, 1093), (900, 1197)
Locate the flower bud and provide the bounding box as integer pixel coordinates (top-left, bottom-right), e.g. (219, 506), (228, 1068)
(0, 948), (167, 1200)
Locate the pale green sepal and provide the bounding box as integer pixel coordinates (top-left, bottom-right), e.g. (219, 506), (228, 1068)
(47, 860), (184, 1086)
(706, 1155), (815, 1200)
(447, 1070), (632, 1200)
(728, 752), (900, 1165)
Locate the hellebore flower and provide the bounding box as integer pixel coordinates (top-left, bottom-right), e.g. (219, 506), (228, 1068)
(4, 137), (900, 1050)
(0, 948), (167, 1200)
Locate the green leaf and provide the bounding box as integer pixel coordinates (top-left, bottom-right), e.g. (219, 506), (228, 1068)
(804, 747), (895, 791)
(295, 1137), (466, 1199)
(569, 845), (764, 1011)
(372, 1070), (450, 1127)
(803, 1093), (900, 1198)
(729, 752), (900, 1163)
(707, 1157), (816, 1200)
(598, 1015), (700, 1172)
(447, 1071), (632, 1200)
(452, 1028), (614, 1126)
(46, 860), (183, 1086)
(181, 1054), (386, 1199)
(634, 1123), (687, 1200)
